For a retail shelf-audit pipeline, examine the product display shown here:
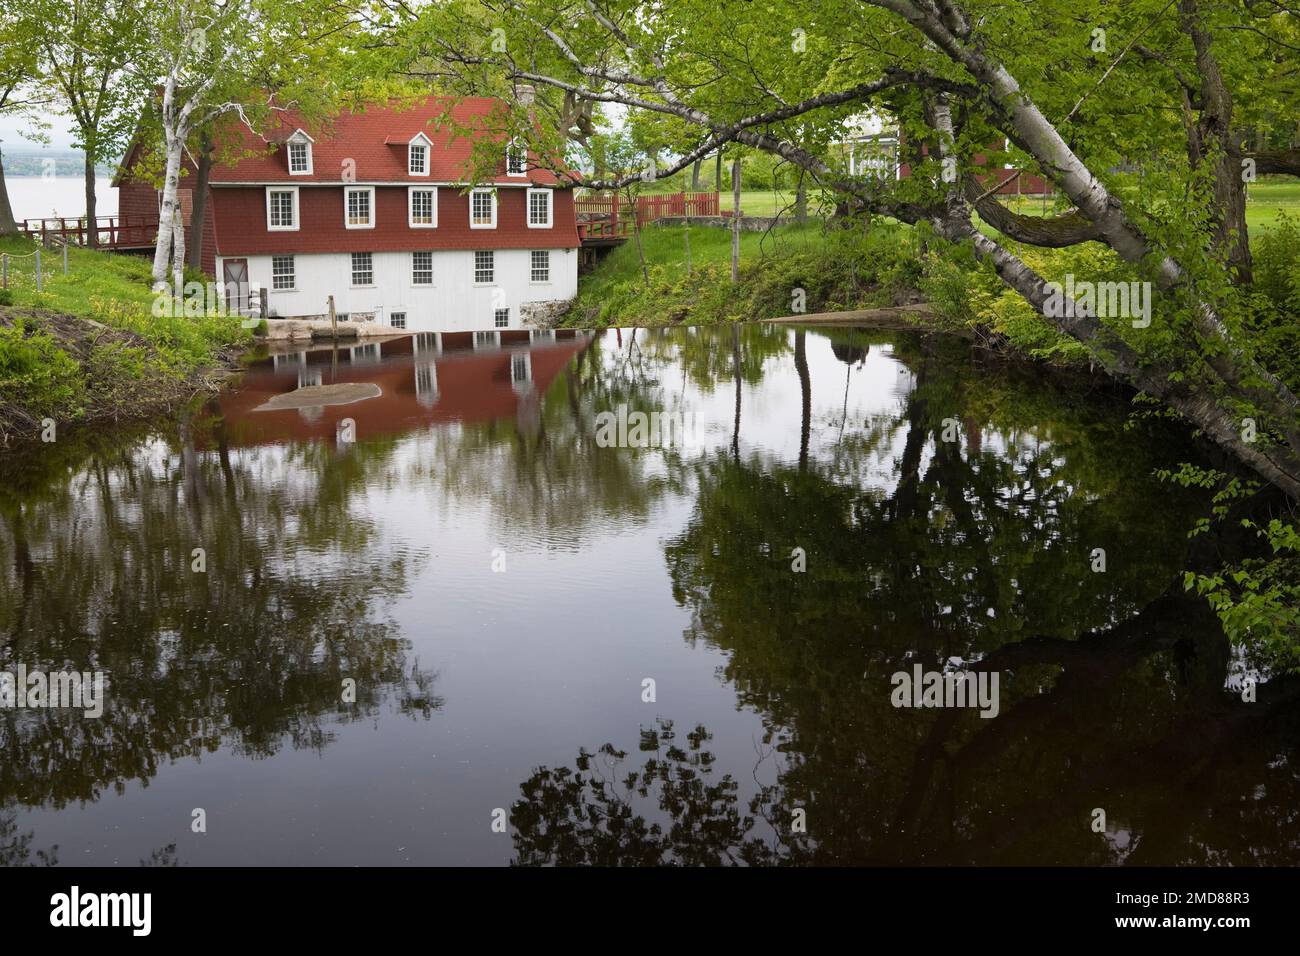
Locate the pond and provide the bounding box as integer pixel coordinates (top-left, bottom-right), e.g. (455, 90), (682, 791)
(2, 323), (1296, 866)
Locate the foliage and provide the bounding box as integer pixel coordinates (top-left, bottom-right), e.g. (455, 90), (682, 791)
(0, 237), (250, 440)
(0, 319), (85, 420)
(1162, 462), (1300, 672)
(567, 222), (928, 327)
(1185, 517), (1300, 673)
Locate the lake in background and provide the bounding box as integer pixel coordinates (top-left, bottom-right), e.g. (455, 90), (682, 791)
(5, 176), (118, 223)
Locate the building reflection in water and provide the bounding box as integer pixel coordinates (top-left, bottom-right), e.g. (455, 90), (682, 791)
(215, 329), (595, 449)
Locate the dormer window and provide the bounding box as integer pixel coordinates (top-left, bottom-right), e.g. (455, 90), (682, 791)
(408, 133), (431, 176)
(286, 130), (314, 175)
(506, 141), (527, 176)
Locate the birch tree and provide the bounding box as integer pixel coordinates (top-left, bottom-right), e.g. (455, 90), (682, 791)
(141, 0), (360, 289)
(145, 0), (258, 288)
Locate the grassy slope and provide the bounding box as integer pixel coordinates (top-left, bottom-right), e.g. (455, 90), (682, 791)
(566, 221), (926, 329)
(0, 235), (252, 444)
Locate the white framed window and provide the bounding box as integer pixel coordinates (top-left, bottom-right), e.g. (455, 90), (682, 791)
(351, 252), (374, 287)
(390, 311), (407, 330)
(530, 250), (550, 283)
(345, 186), (375, 229)
(408, 135), (430, 176)
(470, 188), (497, 228)
(408, 187), (436, 228)
(286, 131), (313, 175)
(494, 307), (510, 328)
(272, 255), (296, 290)
(288, 143), (310, 174)
(506, 141), (527, 176)
(412, 251), (433, 286)
(474, 250), (494, 284)
(266, 187), (299, 231)
(527, 188), (553, 228)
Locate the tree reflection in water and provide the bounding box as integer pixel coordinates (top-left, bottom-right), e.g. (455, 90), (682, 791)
(0, 421), (441, 815)
(510, 326), (1300, 866)
(3, 325), (1298, 866)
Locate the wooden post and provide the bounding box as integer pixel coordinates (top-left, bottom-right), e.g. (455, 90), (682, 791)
(684, 215), (691, 276)
(259, 287), (269, 319)
(328, 294), (337, 341)
(731, 157), (741, 283)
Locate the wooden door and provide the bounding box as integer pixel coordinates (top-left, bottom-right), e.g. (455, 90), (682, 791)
(223, 259), (249, 313)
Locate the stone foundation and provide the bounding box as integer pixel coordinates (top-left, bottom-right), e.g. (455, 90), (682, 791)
(261, 317), (406, 342)
(520, 299), (573, 329)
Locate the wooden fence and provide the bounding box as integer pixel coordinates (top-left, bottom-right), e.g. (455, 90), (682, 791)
(19, 215), (159, 249)
(574, 191), (720, 226)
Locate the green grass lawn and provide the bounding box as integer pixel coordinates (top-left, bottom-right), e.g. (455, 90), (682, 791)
(1246, 180), (1300, 231)
(990, 180), (1298, 233)
(0, 234), (159, 315)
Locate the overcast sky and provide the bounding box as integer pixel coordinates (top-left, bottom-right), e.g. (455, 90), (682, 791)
(1, 111), (85, 151)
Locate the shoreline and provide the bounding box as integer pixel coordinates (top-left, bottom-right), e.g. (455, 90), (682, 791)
(0, 305), (248, 448)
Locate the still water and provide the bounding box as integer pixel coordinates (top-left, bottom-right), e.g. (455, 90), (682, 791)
(2, 324), (1296, 866)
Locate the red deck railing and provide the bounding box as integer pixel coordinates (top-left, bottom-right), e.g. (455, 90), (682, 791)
(19, 215), (159, 248)
(577, 219), (635, 242)
(575, 191), (720, 230)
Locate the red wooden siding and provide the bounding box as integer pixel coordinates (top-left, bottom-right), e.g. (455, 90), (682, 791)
(211, 185), (579, 257)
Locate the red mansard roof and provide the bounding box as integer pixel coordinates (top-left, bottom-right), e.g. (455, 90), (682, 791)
(210, 96), (564, 186)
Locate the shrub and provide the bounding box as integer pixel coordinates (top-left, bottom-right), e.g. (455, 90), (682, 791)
(0, 320), (86, 421)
